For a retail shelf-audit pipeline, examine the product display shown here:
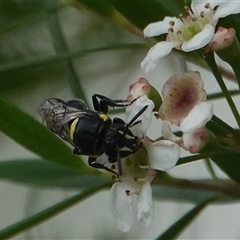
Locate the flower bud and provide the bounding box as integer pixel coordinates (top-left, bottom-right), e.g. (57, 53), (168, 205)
(127, 78), (162, 111)
(180, 128), (210, 153)
(209, 27), (240, 65)
(210, 27), (236, 52)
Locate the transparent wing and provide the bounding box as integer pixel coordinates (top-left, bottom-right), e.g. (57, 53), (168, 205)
(37, 98), (89, 145)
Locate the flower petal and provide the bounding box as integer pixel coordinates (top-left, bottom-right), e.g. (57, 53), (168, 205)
(148, 140), (180, 171)
(181, 24), (214, 52)
(158, 70), (207, 124)
(181, 128), (210, 153)
(162, 121), (181, 143)
(141, 41), (178, 73)
(125, 96), (154, 138)
(214, 2), (240, 20)
(143, 17), (183, 37)
(191, 0), (222, 16)
(137, 182), (153, 228)
(180, 102), (213, 133)
(109, 182), (134, 232)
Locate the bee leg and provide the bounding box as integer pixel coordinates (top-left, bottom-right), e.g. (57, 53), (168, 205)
(92, 94), (129, 113)
(88, 157), (119, 178)
(116, 146), (122, 176)
(72, 147), (82, 155)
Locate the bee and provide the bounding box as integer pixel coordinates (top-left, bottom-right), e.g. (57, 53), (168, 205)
(38, 94), (147, 177)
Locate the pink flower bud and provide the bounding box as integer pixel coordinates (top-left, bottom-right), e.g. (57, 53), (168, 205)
(127, 78), (151, 102)
(180, 128), (210, 153)
(210, 27), (236, 52)
(127, 78), (162, 111)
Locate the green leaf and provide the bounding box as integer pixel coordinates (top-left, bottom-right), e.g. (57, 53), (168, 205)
(0, 3), (67, 36)
(0, 160), (238, 204)
(0, 160), (109, 189)
(0, 97), (87, 171)
(73, 0), (115, 17)
(153, 183), (234, 204)
(211, 153), (240, 183)
(110, 0), (183, 30)
(0, 44), (145, 72)
(47, 9), (87, 102)
(156, 196), (216, 240)
(0, 183), (110, 239)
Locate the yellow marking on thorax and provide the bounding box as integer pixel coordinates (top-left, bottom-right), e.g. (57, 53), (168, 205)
(70, 118), (79, 140)
(99, 113), (109, 122)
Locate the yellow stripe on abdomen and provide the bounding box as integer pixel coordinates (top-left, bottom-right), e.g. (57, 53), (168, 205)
(99, 113), (109, 122)
(69, 118), (79, 140)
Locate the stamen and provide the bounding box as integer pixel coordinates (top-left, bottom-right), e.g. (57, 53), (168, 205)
(169, 21), (175, 27)
(184, 6), (195, 19)
(125, 189), (138, 196)
(192, 17), (197, 22)
(194, 15), (203, 29)
(200, 10), (210, 22)
(111, 164), (115, 169)
(139, 165), (149, 169)
(125, 190), (130, 196)
(134, 177), (147, 182)
(204, 3), (210, 9)
(179, 13), (187, 24)
(184, 6), (190, 12)
(112, 175), (117, 181)
(112, 175), (121, 182)
(200, 11), (205, 18)
(134, 163), (140, 168)
(203, 2), (214, 20)
(176, 31), (186, 42)
(168, 27), (174, 33)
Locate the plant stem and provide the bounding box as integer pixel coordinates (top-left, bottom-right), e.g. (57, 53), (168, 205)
(177, 147), (240, 166)
(204, 158), (218, 180)
(204, 51), (240, 127)
(154, 177), (240, 199)
(207, 89), (240, 100)
(231, 60), (240, 88)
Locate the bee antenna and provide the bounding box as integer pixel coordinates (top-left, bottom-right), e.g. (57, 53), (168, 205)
(123, 105), (148, 135)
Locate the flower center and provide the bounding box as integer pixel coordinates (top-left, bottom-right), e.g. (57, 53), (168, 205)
(167, 3), (214, 46)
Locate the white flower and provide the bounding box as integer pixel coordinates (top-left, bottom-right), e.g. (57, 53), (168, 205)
(125, 95), (154, 138)
(125, 95), (180, 170)
(108, 146), (156, 232)
(109, 95), (180, 232)
(147, 138), (181, 171)
(109, 139), (180, 231)
(159, 71), (213, 153)
(141, 0), (240, 72)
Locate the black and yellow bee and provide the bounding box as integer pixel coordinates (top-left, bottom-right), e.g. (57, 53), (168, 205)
(38, 94), (147, 177)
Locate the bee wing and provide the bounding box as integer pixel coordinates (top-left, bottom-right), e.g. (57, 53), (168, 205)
(38, 98), (88, 145)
